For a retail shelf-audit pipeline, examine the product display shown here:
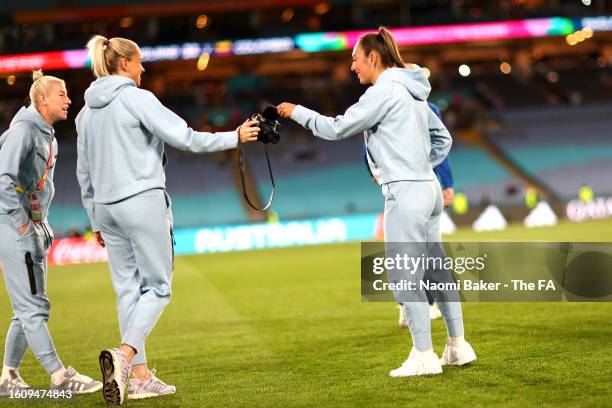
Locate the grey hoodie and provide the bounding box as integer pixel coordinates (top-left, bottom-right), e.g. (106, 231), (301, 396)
(76, 75), (238, 231)
(0, 106), (57, 229)
(291, 66), (451, 185)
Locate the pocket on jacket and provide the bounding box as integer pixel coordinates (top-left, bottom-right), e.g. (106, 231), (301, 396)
(163, 190), (172, 211)
(163, 190), (174, 228)
(382, 183), (396, 201)
(17, 222), (46, 262)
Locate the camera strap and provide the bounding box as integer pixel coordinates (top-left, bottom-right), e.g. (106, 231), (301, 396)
(237, 143), (275, 211)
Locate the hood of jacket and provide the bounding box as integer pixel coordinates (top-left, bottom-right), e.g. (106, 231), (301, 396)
(84, 75), (136, 109)
(376, 66), (431, 101)
(10, 105), (53, 136)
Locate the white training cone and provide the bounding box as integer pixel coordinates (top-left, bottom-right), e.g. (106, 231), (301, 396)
(523, 201), (558, 228)
(472, 205), (508, 232)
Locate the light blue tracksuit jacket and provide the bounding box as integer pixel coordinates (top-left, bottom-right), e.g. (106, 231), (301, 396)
(76, 75), (238, 231)
(291, 66), (462, 351)
(75, 75), (239, 364)
(0, 105), (62, 374)
(0, 106), (57, 231)
(291, 66), (452, 184)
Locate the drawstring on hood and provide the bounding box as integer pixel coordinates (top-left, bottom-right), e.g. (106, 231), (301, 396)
(84, 75), (136, 109)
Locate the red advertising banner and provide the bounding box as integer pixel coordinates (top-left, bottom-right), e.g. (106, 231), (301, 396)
(48, 237), (108, 266)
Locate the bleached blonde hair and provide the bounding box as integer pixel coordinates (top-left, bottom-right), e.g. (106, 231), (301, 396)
(29, 70), (65, 107)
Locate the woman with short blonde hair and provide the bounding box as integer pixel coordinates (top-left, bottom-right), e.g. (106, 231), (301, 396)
(0, 70), (102, 395)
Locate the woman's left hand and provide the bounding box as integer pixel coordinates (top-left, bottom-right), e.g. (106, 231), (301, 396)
(239, 119), (260, 144)
(94, 231), (105, 247)
(442, 187), (455, 208)
(277, 103), (296, 119)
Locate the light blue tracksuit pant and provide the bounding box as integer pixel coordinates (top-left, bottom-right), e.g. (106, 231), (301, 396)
(95, 188), (174, 366)
(0, 214), (63, 374)
(382, 180), (464, 351)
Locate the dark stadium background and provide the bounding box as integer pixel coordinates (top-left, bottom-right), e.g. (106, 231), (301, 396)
(0, 0), (610, 241)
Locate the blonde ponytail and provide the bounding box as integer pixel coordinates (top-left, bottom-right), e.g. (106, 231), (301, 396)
(87, 35), (140, 78)
(87, 35), (110, 77)
(29, 70), (65, 107)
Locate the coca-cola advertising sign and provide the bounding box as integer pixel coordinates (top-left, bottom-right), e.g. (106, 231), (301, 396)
(48, 237), (108, 266)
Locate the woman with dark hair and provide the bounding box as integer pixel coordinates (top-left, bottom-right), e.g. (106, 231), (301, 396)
(278, 27), (476, 377)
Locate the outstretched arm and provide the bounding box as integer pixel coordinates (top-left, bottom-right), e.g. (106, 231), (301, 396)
(277, 85), (388, 141)
(127, 89), (259, 152)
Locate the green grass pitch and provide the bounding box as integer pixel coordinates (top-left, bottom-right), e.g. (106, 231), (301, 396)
(1, 218), (611, 407)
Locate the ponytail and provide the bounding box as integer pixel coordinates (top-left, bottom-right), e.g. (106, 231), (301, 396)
(358, 26), (405, 69)
(87, 35), (110, 77)
(378, 27), (405, 68)
(87, 35), (140, 78)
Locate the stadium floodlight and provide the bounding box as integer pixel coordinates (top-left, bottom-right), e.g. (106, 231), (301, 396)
(459, 64), (471, 77)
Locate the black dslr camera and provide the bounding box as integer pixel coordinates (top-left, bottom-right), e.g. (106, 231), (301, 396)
(239, 105), (280, 211)
(253, 106), (281, 144)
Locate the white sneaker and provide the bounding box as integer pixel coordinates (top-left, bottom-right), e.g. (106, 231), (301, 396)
(0, 369), (30, 396)
(429, 303), (442, 320)
(397, 305), (408, 329)
(389, 348), (443, 377)
(440, 341), (477, 366)
(50, 366), (102, 394)
(127, 369), (176, 400)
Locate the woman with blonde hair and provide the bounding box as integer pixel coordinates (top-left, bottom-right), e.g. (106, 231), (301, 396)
(0, 70), (102, 395)
(76, 35), (259, 404)
(278, 27), (476, 377)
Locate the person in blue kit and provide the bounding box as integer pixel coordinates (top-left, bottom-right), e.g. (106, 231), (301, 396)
(76, 35), (260, 404)
(0, 70), (102, 395)
(429, 103), (455, 210)
(278, 27), (476, 377)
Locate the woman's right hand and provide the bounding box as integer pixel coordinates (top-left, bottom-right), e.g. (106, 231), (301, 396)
(277, 102), (296, 119)
(239, 119), (260, 144)
(18, 222), (29, 236)
(94, 231), (105, 247)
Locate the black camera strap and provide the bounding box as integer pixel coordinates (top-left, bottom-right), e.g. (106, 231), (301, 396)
(237, 143), (275, 211)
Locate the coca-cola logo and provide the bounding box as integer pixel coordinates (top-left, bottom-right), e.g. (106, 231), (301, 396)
(48, 237), (108, 266)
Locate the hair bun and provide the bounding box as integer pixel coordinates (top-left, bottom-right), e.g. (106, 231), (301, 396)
(32, 69), (44, 82)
